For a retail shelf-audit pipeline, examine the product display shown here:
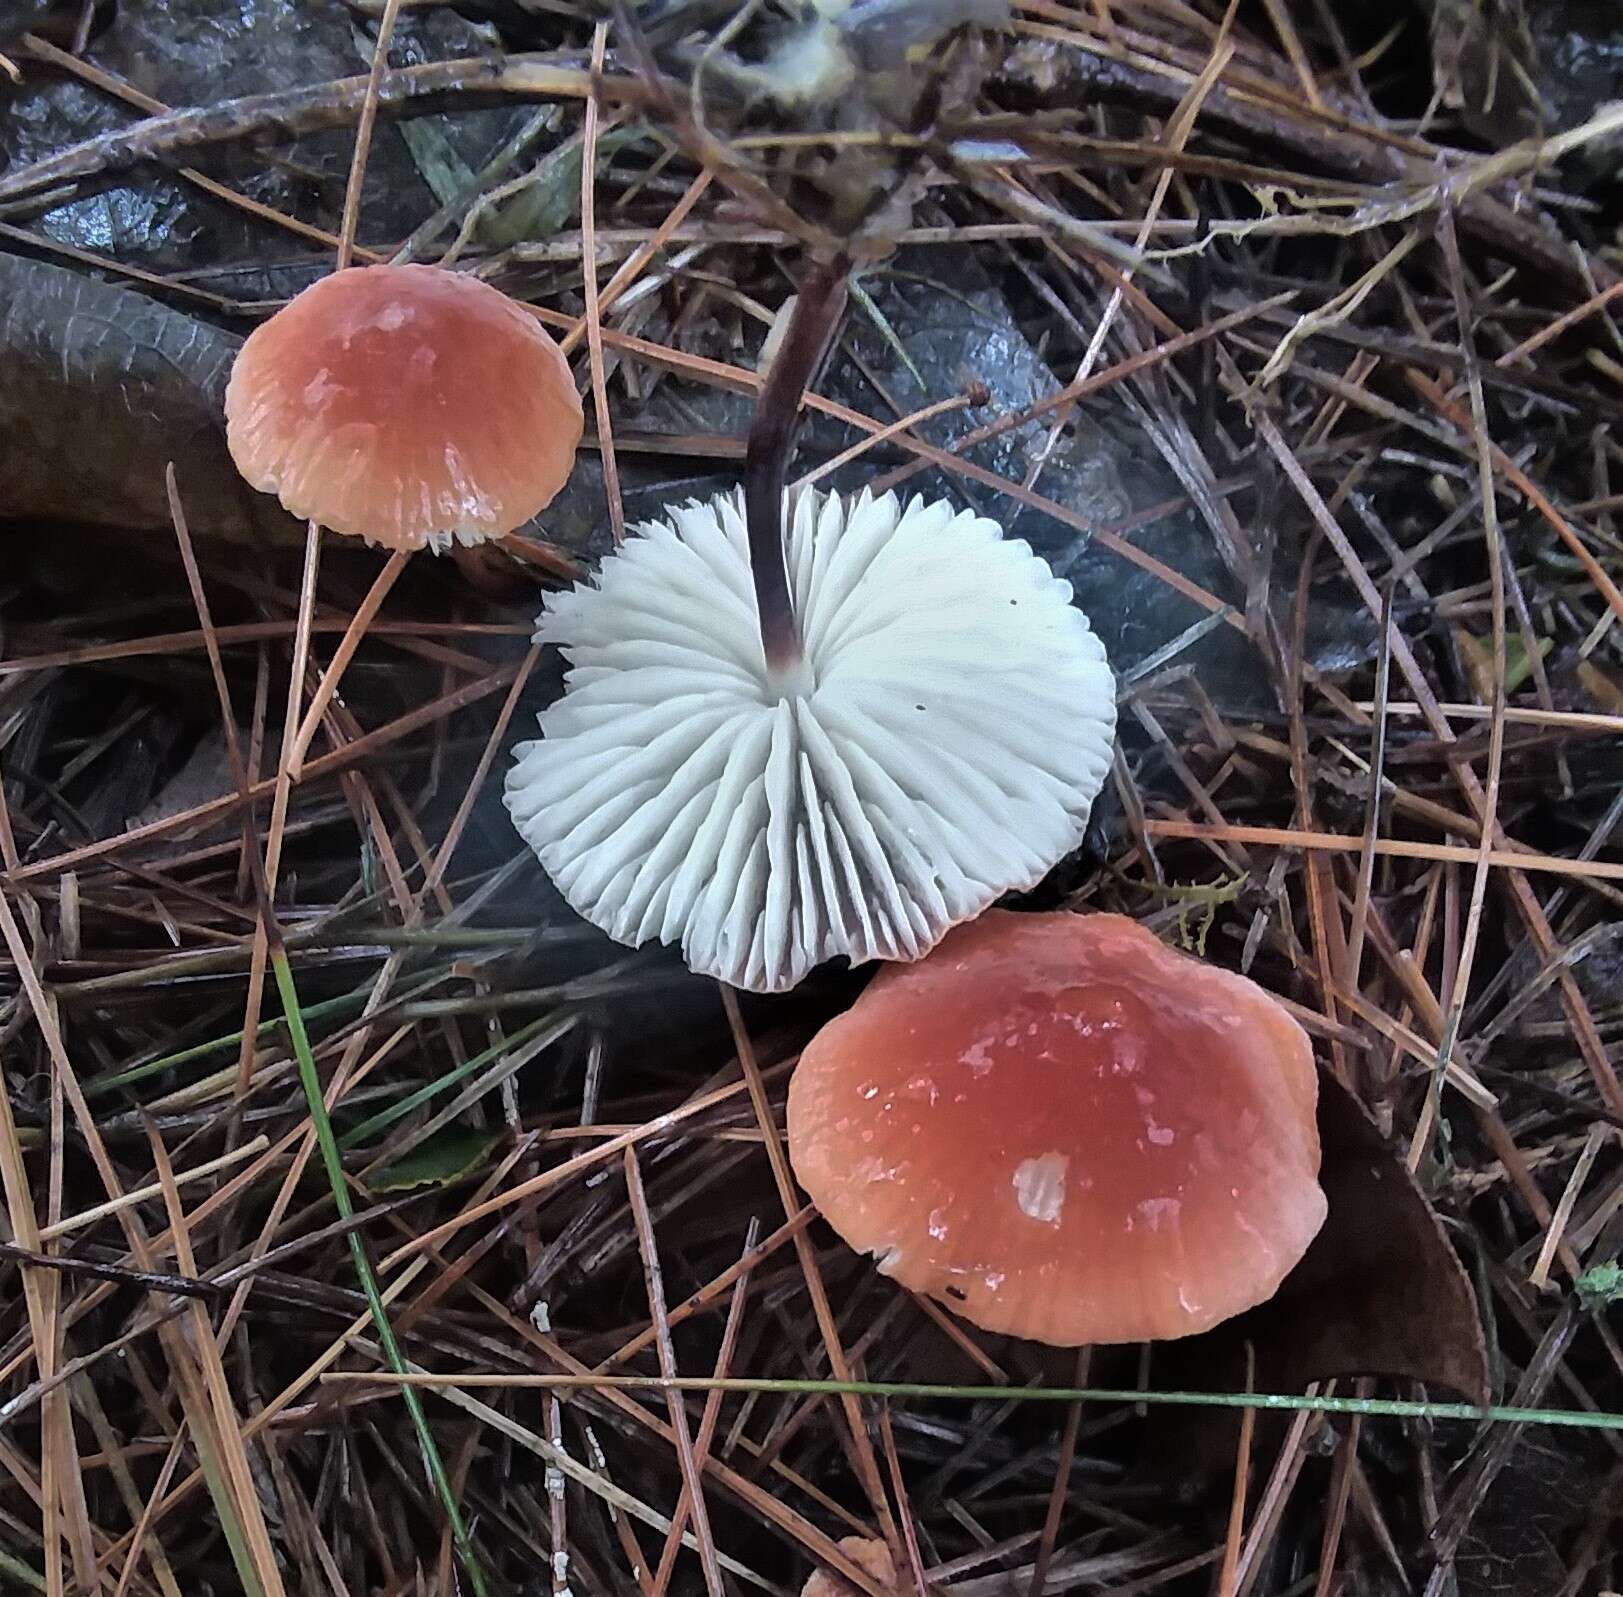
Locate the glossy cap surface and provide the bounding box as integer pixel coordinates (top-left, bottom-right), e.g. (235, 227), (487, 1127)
(225, 264), (582, 549)
(786, 911), (1327, 1345)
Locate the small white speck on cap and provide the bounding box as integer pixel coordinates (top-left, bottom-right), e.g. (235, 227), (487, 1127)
(1013, 1152), (1069, 1225)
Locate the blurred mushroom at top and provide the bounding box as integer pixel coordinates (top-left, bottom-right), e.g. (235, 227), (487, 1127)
(225, 262), (583, 770)
(801, 1537), (898, 1597)
(786, 911), (1328, 1345)
(504, 253), (1115, 993)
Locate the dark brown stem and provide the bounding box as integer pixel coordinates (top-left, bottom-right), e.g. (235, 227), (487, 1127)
(745, 253), (850, 671)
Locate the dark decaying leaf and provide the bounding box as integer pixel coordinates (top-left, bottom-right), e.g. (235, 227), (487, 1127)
(1147, 1068), (1490, 1484)
(1218, 1068), (1490, 1401)
(0, 254), (290, 546)
(1454, 1433), (1605, 1597)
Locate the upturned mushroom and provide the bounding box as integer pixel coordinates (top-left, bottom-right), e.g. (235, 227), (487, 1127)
(505, 261), (1115, 992)
(785, 911), (1328, 1345)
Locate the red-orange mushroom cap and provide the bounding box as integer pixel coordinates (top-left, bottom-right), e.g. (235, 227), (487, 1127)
(786, 911), (1327, 1346)
(225, 264), (583, 550)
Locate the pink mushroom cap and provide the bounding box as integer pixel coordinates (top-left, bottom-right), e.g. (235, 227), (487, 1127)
(787, 911), (1328, 1346)
(225, 264), (582, 550)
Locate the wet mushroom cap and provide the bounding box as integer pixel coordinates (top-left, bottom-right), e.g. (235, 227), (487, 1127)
(225, 264), (582, 549)
(504, 486), (1116, 992)
(786, 911), (1327, 1346)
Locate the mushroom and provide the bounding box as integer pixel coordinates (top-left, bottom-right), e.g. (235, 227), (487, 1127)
(503, 484), (1115, 991)
(801, 1538), (898, 1597)
(225, 263), (581, 549)
(785, 911), (1328, 1345)
(225, 263), (582, 771)
(504, 260), (1114, 992)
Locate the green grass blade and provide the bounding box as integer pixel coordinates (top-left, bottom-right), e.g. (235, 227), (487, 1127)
(0, 1546), (45, 1591)
(357, 1373), (1623, 1433)
(191, 1421), (268, 1597)
(270, 949), (488, 1597)
(337, 1012), (559, 1150)
(86, 989), (365, 1099)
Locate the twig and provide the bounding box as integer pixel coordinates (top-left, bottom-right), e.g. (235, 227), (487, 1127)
(581, 22), (625, 547)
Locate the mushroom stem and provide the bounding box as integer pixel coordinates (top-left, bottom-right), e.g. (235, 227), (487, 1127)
(286, 546), (410, 779)
(746, 253), (850, 672)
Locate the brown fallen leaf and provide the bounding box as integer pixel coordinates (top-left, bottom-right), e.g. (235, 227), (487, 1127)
(1149, 1067), (1489, 1482)
(1223, 1068), (1489, 1398)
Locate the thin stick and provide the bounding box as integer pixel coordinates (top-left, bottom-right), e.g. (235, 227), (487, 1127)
(1343, 583), (1394, 992)
(1314, 1402), (1363, 1597)
(321, 1372), (1623, 1432)
(336, 0), (404, 269)
(561, 169), (714, 357)
(1023, 23), (1234, 509)
(1027, 1348), (1089, 1597)
(720, 987), (898, 1543)
(285, 549), (410, 780)
(1351, 701), (1623, 734)
(623, 1149), (724, 1597)
(793, 389), (981, 490)
(581, 22), (625, 547)
(111, 1434), (184, 1597)
(0, 1242), (217, 1300)
(1495, 278), (1623, 367)
(1409, 206), (1510, 1171)
(1143, 820), (1623, 882)
(0, 616), (529, 676)
(1218, 1345), (1257, 1596)
(876, 1402), (927, 1597)
(650, 1219), (758, 1594)
(37, 1138), (270, 1241)
(414, 644), (541, 913)
(1259, 0), (1324, 108)
(1529, 1125), (1609, 1291)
